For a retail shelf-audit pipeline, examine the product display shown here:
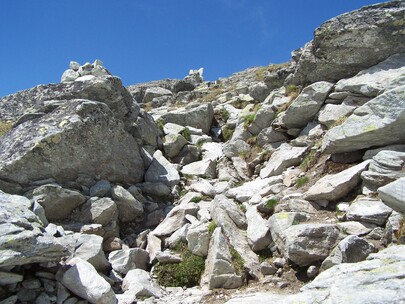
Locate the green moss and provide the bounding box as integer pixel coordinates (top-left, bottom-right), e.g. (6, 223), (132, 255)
(181, 127), (191, 141)
(300, 150), (317, 172)
(208, 221), (217, 235)
(296, 176), (309, 188)
(222, 125), (235, 142)
(190, 196), (202, 203)
(243, 113), (256, 129)
(265, 198), (278, 209)
(154, 242), (205, 287)
(156, 118), (165, 131)
(230, 246), (245, 275)
(221, 109), (230, 121)
(0, 121), (12, 137)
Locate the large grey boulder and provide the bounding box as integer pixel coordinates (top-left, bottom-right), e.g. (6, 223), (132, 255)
(144, 150), (180, 187)
(0, 100), (144, 185)
(152, 204), (199, 236)
(163, 133), (188, 159)
(246, 105), (275, 136)
(111, 185), (144, 222)
(304, 160), (370, 205)
(334, 53), (405, 97)
(180, 159), (217, 179)
(108, 248), (149, 274)
(201, 227), (243, 290)
(278, 81), (333, 129)
(158, 103), (214, 134)
(0, 192), (68, 267)
(186, 222), (210, 257)
(130, 110), (161, 148)
(32, 184), (86, 221)
(0, 75), (138, 128)
(291, 2), (405, 85)
(143, 87), (173, 104)
(78, 197), (118, 226)
(260, 144), (307, 178)
(378, 177), (405, 214)
(227, 245), (405, 304)
(122, 269), (161, 298)
(320, 235), (375, 271)
(60, 257), (116, 304)
(346, 197), (392, 226)
(246, 206), (271, 252)
(322, 85), (405, 154)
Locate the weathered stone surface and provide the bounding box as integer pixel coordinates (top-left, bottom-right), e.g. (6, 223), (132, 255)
(181, 159), (217, 179)
(130, 110), (161, 148)
(320, 235), (375, 271)
(158, 103), (214, 134)
(247, 105), (275, 136)
(256, 127), (288, 147)
(79, 197), (118, 226)
(378, 177), (405, 214)
(346, 197), (392, 225)
(0, 100), (144, 185)
(143, 87), (172, 104)
(186, 222), (210, 257)
(32, 184), (86, 221)
(335, 53), (405, 97)
(278, 81), (333, 129)
(89, 180), (111, 197)
(144, 150), (180, 187)
(155, 250), (182, 263)
(108, 248), (149, 274)
(111, 185), (144, 222)
(227, 246), (405, 303)
(246, 206), (271, 252)
(322, 85), (405, 154)
(337, 221), (375, 236)
(0, 192), (68, 267)
(163, 133), (188, 159)
(152, 204), (199, 236)
(0, 271), (23, 285)
(122, 269), (161, 298)
(249, 82), (270, 102)
(61, 69), (80, 82)
(304, 160), (370, 204)
(282, 224), (341, 266)
(260, 144), (307, 178)
(291, 2), (405, 85)
(189, 179), (216, 198)
(202, 227), (243, 290)
(146, 233), (161, 264)
(223, 139), (251, 159)
(317, 103), (356, 129)
(60, 258), (116, 304)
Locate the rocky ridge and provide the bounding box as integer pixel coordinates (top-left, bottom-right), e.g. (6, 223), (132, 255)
(0, 2), (404, 304)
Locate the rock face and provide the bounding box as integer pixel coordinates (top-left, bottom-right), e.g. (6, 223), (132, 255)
(322, 85), (405, 154)
(378, 177), (405, 214)
(0, 100), (144, 185)
(291, 1), (405, 85)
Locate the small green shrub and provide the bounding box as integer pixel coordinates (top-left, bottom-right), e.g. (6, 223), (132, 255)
(265, 198), (278, 209)
(156, 119), (165, 131)
(181, 127), (191, 141)
(179, 189), (188, 197)
(296, 176), (309, 188)
(154, 242), (205, 287)
(243, 114), (255, 129)
(190, 196), (202, 203)
(300, 150), (317, 172)
(230, 246), (245, 279)
(222, 126), (235, 142)
(208, 221), (217, 235)
(0, 121), (12, 137)
(221, 109), (230, 121)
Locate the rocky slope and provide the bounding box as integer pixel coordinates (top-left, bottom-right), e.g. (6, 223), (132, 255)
(0, 2), (404, 304)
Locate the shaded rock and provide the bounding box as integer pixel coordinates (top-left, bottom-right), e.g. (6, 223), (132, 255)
(247, 105), (276, 136)
(186, 222), (210, 257)
(0, 271), (23, 285)
(322, 85), (405, 154)
(146, 233), (161, 264)
(111, 185), (144, 222)
(0, 100), (144, 185)
(108, 248), (149, 274)
(291, 2), (405, 85)
(246, 206), (271, 252)
(137, 182), (171, 198)
(346, 197), (392, 225)
(89, 180), (111, 197)
(278, 81), (333, 129)
(0, 192), (67, 267)
(60, 257), (116, 304)
(143, 87), (172, 104)
(144, 150), (180, 187)
(249, 82), (270, 102)
(122, 269), (161, 298)
(32, 184), (86, 221)
(304, 160), (370, 204)
(163, 133), (188, 159)
(256, 127), (288, 147)
(130, 110), (161, 149)
(378, 177), (405, 214)
(223, 139), (251, 159)
(202, 227), (243, 289)
(320, 235), (375, 271)
(317, 103), (356, 129)
(78, 197), (118, 227)
(260, 144), (307, 178)
(172, 144), (201, 165)
(152, 204), (199, 236)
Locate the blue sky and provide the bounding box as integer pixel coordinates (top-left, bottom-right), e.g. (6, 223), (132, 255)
(0, 0), (383, 97)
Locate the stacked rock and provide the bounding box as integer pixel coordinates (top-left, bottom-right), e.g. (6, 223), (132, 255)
(61, 59), (111, 82)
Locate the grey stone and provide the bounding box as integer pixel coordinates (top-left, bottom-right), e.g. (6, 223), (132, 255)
(122, 269), (161, 298)
(378, 177), (405, 214)
(145, 150), (180, 187)
(181, 159), (217, 179)
(108, 248), (149, 274)
(249, 82), (270, 102)
(189, 179), (216, 198)
(32, 184), (86, 221)
(320, 235), (375, 271)
(246, 206), (271, 252)
(60, 258), (116, 304)
(337, 221), (375, 236)
(256, 127), (288, 147)
(278, 81), (333, 129)
(317, 103), (356, 129)
(163, 133), (188, 159)
(304, 160), (370, 204)
(69, 61), (80, 71)
(152, 204), (199, 236)
(137, 182), (171, 198)
(61, 69), (80, 82)
(111, 185), (144, 222)
(78, 197), (118, 227)
(89, 180), (111, 197)
(247, 105), (276, 135)
(322, 85), (405, 154)
(186, 222), (210, 257)
(146, 233), (161, 264)
(260, 262), (277, 276)
(0, 271), (23, 285)
(155, 250), (182, 263)
(223, 139), (251, 159)
(346, 197), (392, 225)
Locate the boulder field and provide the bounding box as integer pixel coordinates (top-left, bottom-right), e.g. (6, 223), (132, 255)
(0, 2), (404, 303)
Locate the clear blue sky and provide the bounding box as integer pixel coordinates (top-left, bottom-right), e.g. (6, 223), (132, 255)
(0, 0), (383, 97)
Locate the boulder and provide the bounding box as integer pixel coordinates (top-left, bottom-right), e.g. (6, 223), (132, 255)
(249, 82), (270, 102)
(122, 269), (161, 298)
(143, 87), (173, 104)
(378, 177), (405, 214)
(108, 248), (149, 274)
(246, 206), (271, 252)
(186, 222), (210, 257)
(278, 81), (333, 129)
(346, 197), (393, 225)
(60, 258), (116, 304)
(304, 160), (370, 204)
(226, 245), (405, 304)
(317, 103), (356, 129)
(130, 110), (161, 148)
(146, 233), (161, 264)
(201, 227), (243, 289)
(152, 204), (199, 236)
(158, 103), (214, 134)
(334, 53), (405, 97)
(256, 127), (288, 147)
(181, 159), (217, 179)
(0, 192), (68, 267)
(247, 105), (275, 136)
(291, 2), (405, 85)
(163, 133), (188, 159)
(0, 100), (144, 185)
(78, 197), (118, 226)
(223, 139), (251, 159)
(89, 180), (111, 197)
(111, 185), (144, 222)
(32, 184), (86, 221)
(61, 69), (80, 82)
(189, 179), (216, 198)
(320, 235), (375, 271)
(260, 144), (307, 178)
(144, 150), (180, 187)
(322, 85), (405, 154)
